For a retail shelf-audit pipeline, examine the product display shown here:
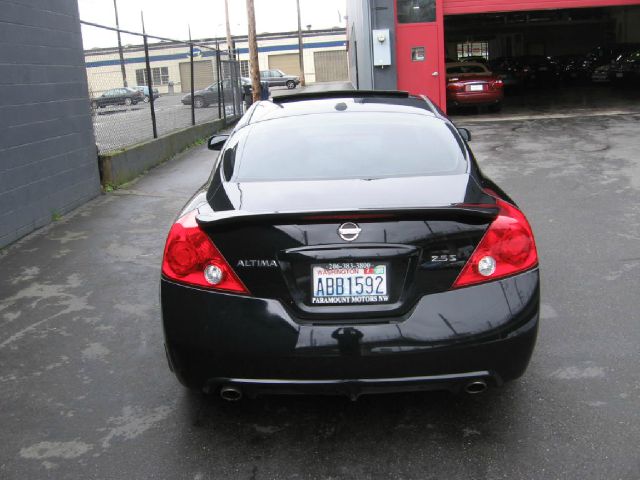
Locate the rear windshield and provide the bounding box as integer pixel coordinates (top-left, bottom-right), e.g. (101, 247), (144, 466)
(447, 65), (488, 74)
(232, 112), (467, 182)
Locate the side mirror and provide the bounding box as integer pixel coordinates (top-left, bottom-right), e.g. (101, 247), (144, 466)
(208, 134), (229, 151)
(457, 127), (472, 142)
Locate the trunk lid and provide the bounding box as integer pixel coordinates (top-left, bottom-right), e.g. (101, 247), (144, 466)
(210, 175), (477, 213)
(200, 175), (496, 321)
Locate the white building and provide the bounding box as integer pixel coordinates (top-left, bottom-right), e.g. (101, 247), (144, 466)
(84, 29), (347, 96)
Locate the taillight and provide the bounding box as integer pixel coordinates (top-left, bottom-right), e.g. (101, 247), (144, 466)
(161, 210), (249, 294)
(491, 79), (504, 89)
(453, 198), (538, 288)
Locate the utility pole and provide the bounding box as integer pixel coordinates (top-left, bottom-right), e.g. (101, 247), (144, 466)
(246, 0), (261, 102)
(113, 0), (128, 87)
(224, 0), (236, 59)
(296, 0), (306, 86)
(189, 25), (195, 126)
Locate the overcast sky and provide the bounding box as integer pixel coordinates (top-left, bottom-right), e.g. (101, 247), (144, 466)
(78, 0), (347, 49)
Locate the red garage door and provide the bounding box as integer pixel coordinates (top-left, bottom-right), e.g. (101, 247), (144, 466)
(444, 0), (640, 15)
(396, 0), (640, 111)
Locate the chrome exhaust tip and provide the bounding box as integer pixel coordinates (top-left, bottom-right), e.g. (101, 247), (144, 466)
(464, 380), (488, 394)
(220, 385), (243, 401)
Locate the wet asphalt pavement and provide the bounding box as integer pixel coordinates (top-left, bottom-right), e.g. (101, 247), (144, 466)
(1, 112), (640, 479)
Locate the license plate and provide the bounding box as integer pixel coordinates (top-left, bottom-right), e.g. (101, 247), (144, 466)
(311, 263), (389, 304)
(468, 84), (484, 92)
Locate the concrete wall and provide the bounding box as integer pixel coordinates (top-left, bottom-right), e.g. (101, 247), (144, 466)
(347, 0), (374, 89)
(369, 0), (398, 90)
(346, 0), (398, 90)
(0, 0), (101, 249)
(99, 118), (226, 187)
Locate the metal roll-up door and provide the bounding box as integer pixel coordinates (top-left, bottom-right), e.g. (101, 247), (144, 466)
(313, 50), (349, 82)
(268, 53), (300, 75)
(179, 60), (215, 92)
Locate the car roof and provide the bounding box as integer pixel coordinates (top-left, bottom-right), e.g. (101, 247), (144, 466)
(446, 62), (487, 69)
(241, 91), (443, 127)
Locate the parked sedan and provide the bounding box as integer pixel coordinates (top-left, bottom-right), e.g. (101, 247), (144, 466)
(517, 56), (561, 86)
(133, 85), (159, 102)
(181, 80), (237, 108)
(554, 54), (591, 83)
(160, 91), (539, 400)
(91, 88), (144, 108)
(610, 49), (640, 83)
(260, 69), (300, 89)
(586, 43), (640, 71)
(446, 62), (504, 111)
(591, 64), (612, 83)
(488, 57), (524, 88)
(181, 84), (218, 108)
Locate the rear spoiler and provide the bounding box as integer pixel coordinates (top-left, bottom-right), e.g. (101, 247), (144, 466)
(196, 205), (499, 231)
(272, 90), (410, 104)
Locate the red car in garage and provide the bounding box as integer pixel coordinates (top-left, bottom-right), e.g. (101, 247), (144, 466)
(446, 62), (504, 111)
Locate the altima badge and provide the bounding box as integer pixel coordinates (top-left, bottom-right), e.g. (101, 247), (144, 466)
(338, 222), (361, 242)
(236, 259), (278, 267)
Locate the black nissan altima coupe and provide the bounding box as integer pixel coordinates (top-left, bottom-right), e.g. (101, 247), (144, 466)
(160, 91), (539, 400)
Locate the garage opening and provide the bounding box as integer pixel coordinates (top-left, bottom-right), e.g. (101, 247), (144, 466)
(444, 5), (640, 116)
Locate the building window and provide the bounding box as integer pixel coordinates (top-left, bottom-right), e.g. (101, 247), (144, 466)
(240, 60), (250, 77)
(135, 66), (170, 86)
(411, 47), (425, 61)
(456, 42), (489, 60)
(397, 0), (436, 24)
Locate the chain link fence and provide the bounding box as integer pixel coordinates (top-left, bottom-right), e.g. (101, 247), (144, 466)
(81, 21), (243, 154)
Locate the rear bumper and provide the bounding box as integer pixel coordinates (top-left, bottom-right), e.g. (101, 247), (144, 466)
(161, 269), (539, 395)
(210, 371), (494, 399)
(447, 90), (503, 107)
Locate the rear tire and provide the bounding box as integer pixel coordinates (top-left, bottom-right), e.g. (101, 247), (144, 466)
(124, 97), (132, 106)
(286, 80), (296, 89)
(194, 96), (206, 108)
(489, 102), (502, 113)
